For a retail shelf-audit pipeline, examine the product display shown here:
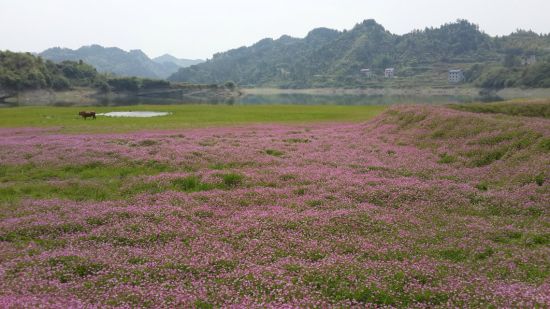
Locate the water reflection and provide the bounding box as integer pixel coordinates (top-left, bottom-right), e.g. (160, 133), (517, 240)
(237, 93), (502, 105)
(2, 93), (502, 107)
(97, 111), (171, 118)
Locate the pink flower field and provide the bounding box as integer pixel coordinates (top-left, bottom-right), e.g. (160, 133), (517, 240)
(0, 105), (548, 308)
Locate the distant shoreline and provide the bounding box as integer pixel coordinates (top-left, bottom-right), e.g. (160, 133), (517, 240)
(3, 87), (550, 108)
(1, 86), (240, 106)
(242, 87), (550, 99)
(242, 87), (479, 96)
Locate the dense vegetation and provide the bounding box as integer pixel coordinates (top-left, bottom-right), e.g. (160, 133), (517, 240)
(40, 45), (200, 79)
(0, 51), (105, 94)
(0, 51), (193, 96)
(169, 20), (550, 88)
(451, 100), (550, 118)
(466, 56), (550, 88)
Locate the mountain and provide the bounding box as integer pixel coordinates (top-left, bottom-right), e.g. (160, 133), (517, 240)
(0, 51), (240, 105)
(168, 19), (550, 88)
(0, 50), (99, 89)
(153, 54), (204, 68)
(39, 45), (180, 79)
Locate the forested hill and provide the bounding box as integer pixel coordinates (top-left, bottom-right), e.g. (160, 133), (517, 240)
(0, 51), (196, 96)
(0, 51), (105, 97)
(169, 20), (550, 88)
(40, 45), (191, 79)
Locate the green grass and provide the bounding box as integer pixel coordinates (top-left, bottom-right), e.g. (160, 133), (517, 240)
(265, 149), (285, 157)
(220, 173), (244, 188)
(437, 153), (457, 164)
(0, 160), (169, 183)
(0, 104), (387, 133)
(451, 100), (550, 118)
(0, 160), (248, 204)
(171, 176), (213, 192)
(302, 269), (449, 306)
(0, 161), (172, 204)
(47, 255), (104, 283)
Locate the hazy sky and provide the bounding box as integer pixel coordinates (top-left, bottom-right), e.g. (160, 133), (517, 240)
(1, 0), (549, 60)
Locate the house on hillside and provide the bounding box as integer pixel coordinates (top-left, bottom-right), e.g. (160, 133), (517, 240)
(278, 68), (291, 77)
(384, 68), (395, 78)
(448, 69), (464, 84)
(521, 55), (537, 66)
(360, 68), (373, 78)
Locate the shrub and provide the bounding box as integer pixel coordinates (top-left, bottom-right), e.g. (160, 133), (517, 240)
(437, 248), (469, 262)
(475, 247), (495, 260)
(476, 181), (489, 191)
(284, 138), (310, 143)
(224, 81), (236, 90)
(194, 210), (214, 218)
(48, 256), (104, 282)
(220, 173), (244, 188)
(171, 176), (210, 192)
(306, 200), (323, 207)
(535, 173), (545, 186)
(471, 148), (507, 167)
(135, 139), (158, 147)
(539, 138), (550, 151)
(438, 153), (456, 164)
(51, 75), (71, 90)
(266, 149), (284, 157)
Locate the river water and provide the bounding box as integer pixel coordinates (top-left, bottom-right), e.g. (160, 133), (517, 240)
(101, 92), (501, 106)
(0, 92), (507, 107)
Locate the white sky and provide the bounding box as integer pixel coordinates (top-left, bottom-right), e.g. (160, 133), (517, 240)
(1, 0), (549, 60)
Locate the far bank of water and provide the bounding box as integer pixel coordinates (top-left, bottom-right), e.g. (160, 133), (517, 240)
(2, 87), (549, 107)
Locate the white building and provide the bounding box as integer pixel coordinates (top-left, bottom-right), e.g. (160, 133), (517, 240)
(521, 55), (537, 66)
(448, 69), (464, 83)
(384, 68), (395, 78)
(360, 68), (373, 78)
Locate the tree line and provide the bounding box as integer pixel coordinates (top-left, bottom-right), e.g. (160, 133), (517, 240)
(0, 51), (178, 96)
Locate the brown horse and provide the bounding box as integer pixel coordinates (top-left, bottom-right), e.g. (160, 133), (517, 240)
(79, 111), (96, 120)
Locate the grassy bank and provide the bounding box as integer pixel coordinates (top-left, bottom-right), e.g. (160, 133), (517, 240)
(450, 99), (550, 118)
(0, 104), (387, 133)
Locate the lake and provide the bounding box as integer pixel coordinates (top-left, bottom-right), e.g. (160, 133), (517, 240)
(5, 87), (549, 107)
(0, 93), (503, 108)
